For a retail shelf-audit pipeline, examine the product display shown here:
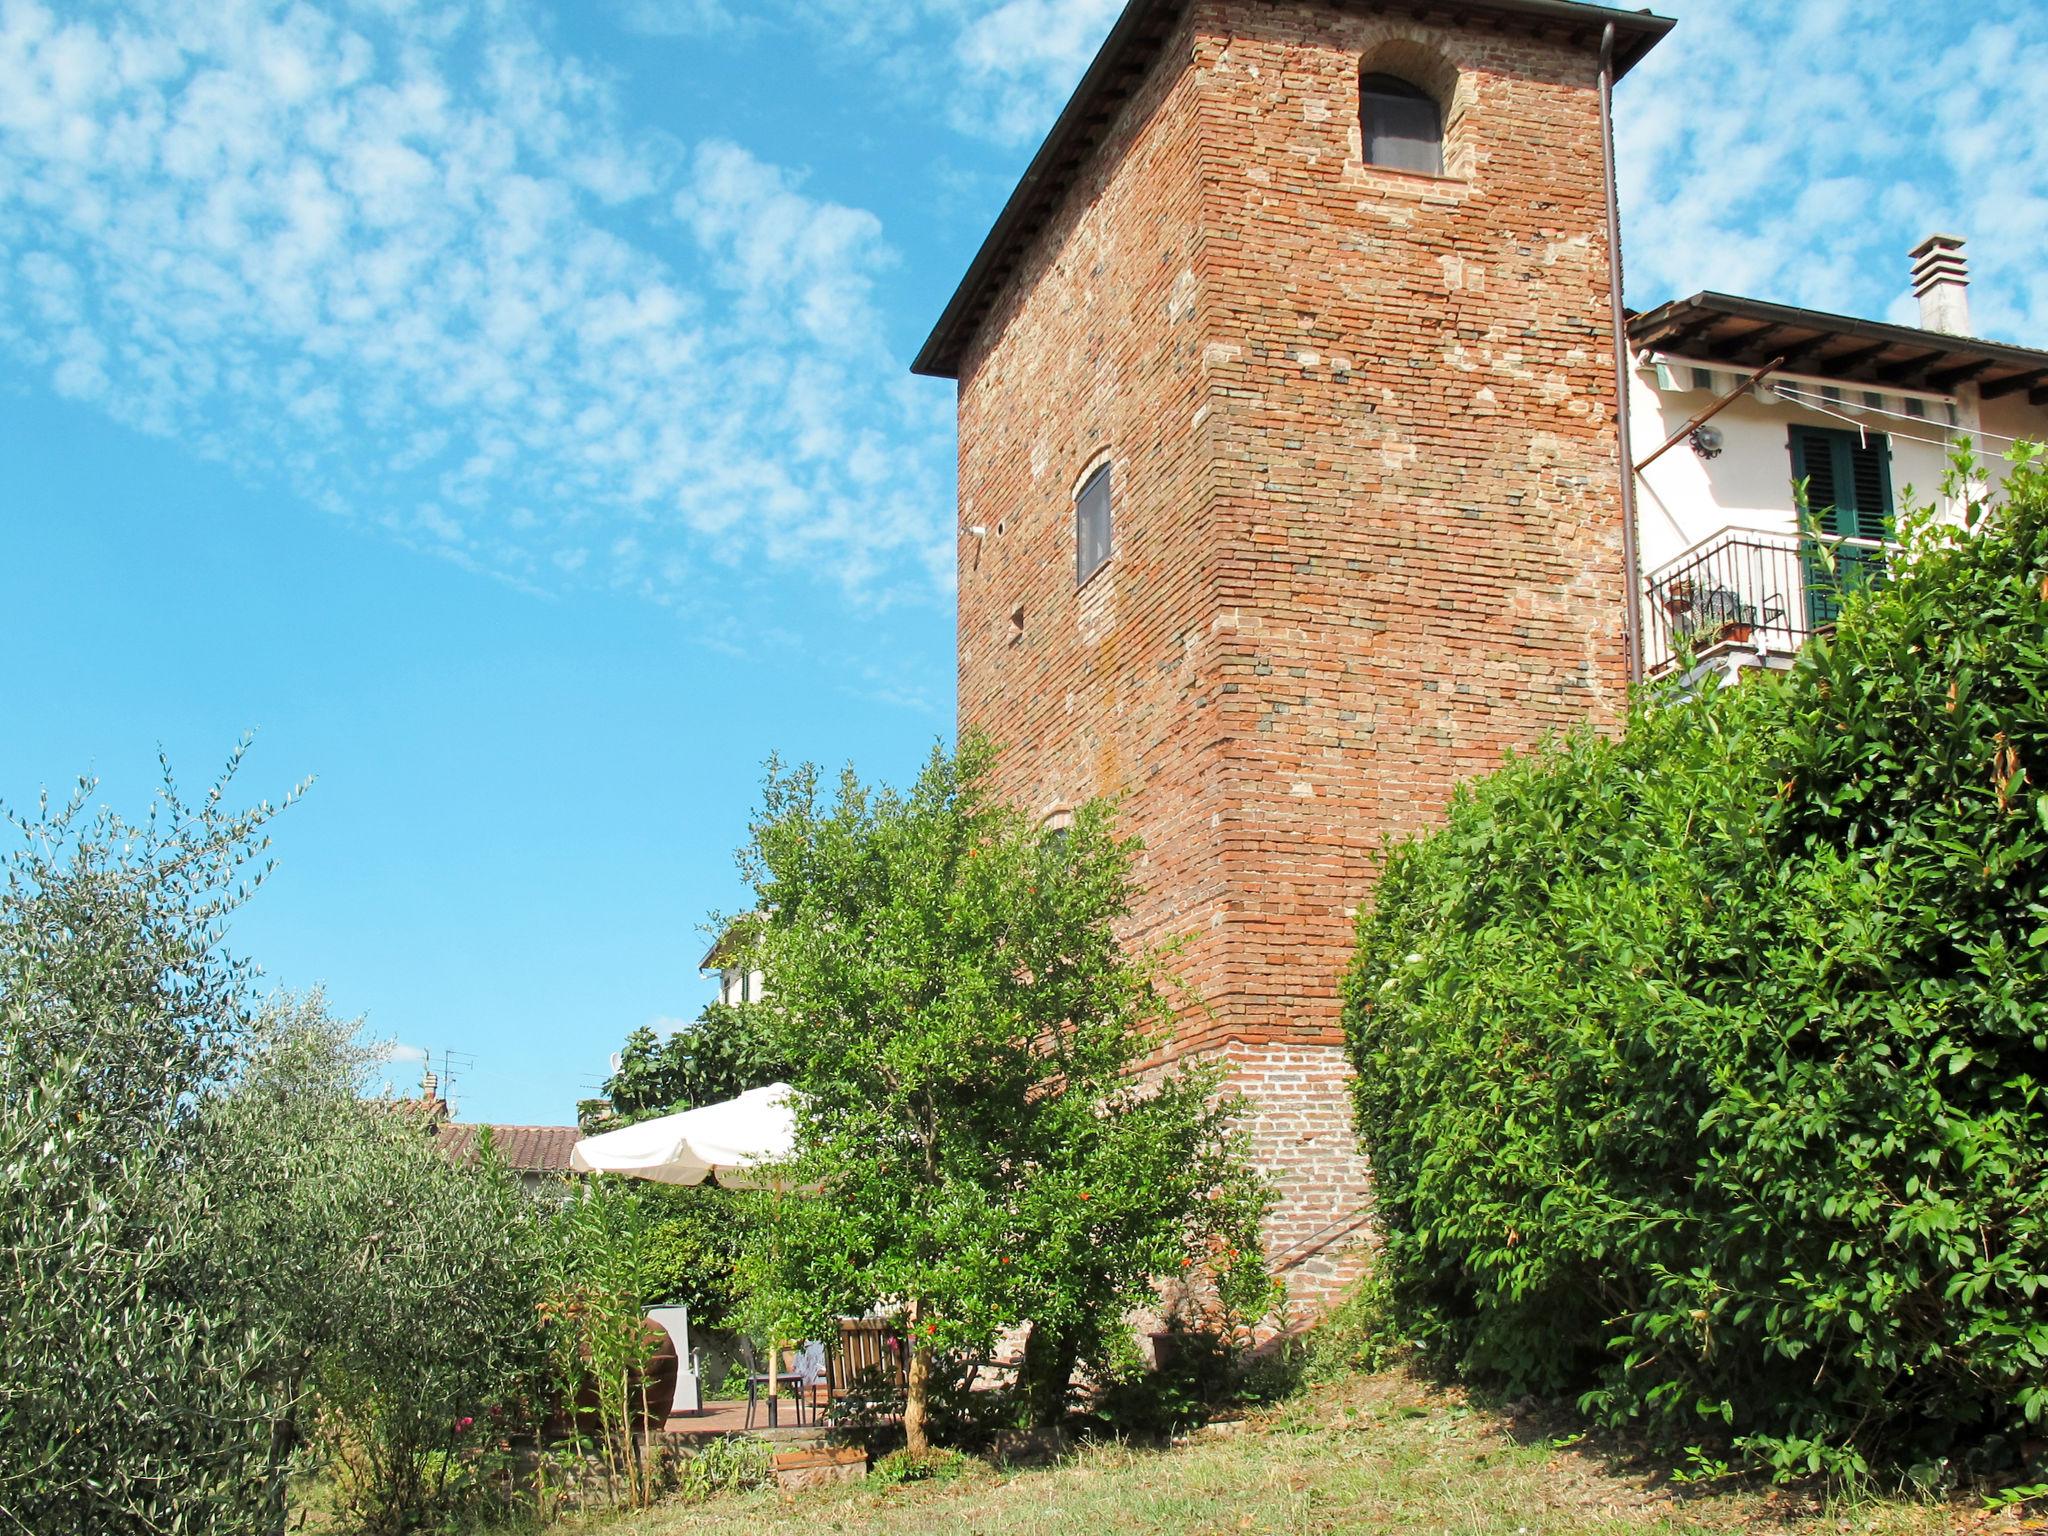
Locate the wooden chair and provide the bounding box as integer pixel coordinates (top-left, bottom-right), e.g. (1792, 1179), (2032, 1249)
(830, 1319), (907, 1419)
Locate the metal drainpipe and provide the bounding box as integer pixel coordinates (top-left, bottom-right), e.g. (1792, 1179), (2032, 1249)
(1599, 23), (1645, 688)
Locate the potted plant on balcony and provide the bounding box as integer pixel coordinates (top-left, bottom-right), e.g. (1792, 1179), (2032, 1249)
(1687, 586), (1757, 646)
(1661, 577), (1700, 617)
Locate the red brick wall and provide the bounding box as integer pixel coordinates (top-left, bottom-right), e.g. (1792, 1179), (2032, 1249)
(953, 0), (1629, 1307)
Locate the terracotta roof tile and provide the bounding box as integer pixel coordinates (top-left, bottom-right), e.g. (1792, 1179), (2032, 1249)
(435, 1122), (580, 1174)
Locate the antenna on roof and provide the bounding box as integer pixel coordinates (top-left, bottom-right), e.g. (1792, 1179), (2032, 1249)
(436, 1048), (477, 1117)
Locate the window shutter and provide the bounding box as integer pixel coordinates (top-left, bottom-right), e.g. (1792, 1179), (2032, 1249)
(1790, 426), (1894, 539)
(1789, 426), (1844, 535)
(1790, 425), (1893, 627)
(1847, 435), (1894, 542)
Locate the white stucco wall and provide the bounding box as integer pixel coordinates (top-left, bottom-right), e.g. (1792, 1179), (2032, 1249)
(1979, 390), (2048, 500)
(1628, 359), (2048, 669)
(716, 967), (766, 1007)
(1630, 364), (1961, 579)
(1634, 362), (2048, 578)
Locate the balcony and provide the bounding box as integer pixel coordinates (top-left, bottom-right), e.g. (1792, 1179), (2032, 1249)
(1643, 527), (1891, 677)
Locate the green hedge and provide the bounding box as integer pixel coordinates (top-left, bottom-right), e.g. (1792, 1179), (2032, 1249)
(1343, 453), (2048, 1483)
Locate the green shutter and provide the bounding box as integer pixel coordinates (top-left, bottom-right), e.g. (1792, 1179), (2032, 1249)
(1790, 425), (1892, 628)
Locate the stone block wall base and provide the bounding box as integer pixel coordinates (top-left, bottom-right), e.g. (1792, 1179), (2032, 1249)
(1222, 1039), (1375, 1317)
(773, 1445), (867, 1492)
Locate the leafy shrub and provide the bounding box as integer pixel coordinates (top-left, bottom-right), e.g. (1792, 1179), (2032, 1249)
(1343, 453), (2048, 1483)
(1299, 1266), (1404, 1384)
(1088, 1255), (1294, 1441)
(540, 1177), (668, 1510)
(636, 1182), (751, 1328)
(674, 1435), (774, 1500)
(868, 1447), (974, 1486)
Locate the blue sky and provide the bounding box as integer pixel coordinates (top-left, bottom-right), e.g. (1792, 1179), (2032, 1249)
(3, 0), (2042, 1124)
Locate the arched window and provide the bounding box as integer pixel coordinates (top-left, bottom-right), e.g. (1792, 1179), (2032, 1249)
(1075, 460), (1112, 586)
(1361, 73), (1443, 176)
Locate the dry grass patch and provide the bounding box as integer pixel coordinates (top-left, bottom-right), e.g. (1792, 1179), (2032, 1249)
(559, 1370), (2036, 1536)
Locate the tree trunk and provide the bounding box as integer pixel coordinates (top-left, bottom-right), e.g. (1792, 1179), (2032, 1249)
(902, 1301), (932, 1455)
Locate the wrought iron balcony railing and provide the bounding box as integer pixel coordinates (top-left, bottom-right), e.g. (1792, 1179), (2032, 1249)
(1643, 527), (1892, 676)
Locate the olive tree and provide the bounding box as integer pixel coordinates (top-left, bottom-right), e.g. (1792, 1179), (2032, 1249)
(0, 749), (303, 1536)
(2, 753), (550, 1535)
(204, 994), (549, 1535)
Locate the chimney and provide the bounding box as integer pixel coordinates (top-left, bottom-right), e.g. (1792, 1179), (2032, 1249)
(1910, 233), (1970, 335)
(418, 1068), (449, 1122)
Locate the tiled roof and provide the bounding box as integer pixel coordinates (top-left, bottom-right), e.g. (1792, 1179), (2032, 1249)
(436, 1122), (581, 1174)
(1629, 292), (2048, 403)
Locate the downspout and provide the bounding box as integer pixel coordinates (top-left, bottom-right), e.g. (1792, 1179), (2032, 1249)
(1599, 23), (1644, 688)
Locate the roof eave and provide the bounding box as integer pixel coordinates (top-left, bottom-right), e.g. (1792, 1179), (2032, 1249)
(911, 0), (1676, 380)
(1631, 291), (2048, 396)
(910, 0), (1179, 379)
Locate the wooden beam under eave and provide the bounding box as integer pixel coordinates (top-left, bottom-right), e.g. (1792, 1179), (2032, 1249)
(1877, 349), (1951, 385)
(1729, 323), (1800, 359)
(1821, 340), (1895, 376)
(1979, 369), (2048, 401)
(1643, 312), (1722, 356)
(1927, 358), (1995, 390)
(1774, 334), (1843, 372)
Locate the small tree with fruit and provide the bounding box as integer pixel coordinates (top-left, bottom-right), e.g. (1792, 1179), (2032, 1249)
(737, 735), (1269, 1452)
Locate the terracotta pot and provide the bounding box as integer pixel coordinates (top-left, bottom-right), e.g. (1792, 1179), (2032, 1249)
(539, 1320), (677, 1438)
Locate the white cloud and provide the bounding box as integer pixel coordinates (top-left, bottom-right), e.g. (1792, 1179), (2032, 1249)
(0, 0), (954, 624)
(1617, 0), (2048, 344)
(380, 1041), (429, 1066)
(609, 0), (1118, 149)
(607, 0), (747, 40)
(949, 0), (1122, 144)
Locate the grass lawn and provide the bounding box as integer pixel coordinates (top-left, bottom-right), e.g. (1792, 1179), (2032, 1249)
(557, 1369), (2038, 1536)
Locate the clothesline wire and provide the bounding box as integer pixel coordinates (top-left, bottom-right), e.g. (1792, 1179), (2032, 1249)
(1769, 382), (2034, 454)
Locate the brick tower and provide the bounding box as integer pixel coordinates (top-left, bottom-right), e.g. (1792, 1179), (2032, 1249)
(914, 0), (1671, 1308)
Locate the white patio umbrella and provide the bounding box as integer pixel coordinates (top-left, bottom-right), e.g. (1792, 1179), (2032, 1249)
(571, 1082), (807, 1421)
(570, 1082), (796, 1188)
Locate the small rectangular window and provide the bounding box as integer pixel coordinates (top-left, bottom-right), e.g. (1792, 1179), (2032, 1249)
(1076, 463), (1112, 586)
(1360, 75), (1443, 176)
